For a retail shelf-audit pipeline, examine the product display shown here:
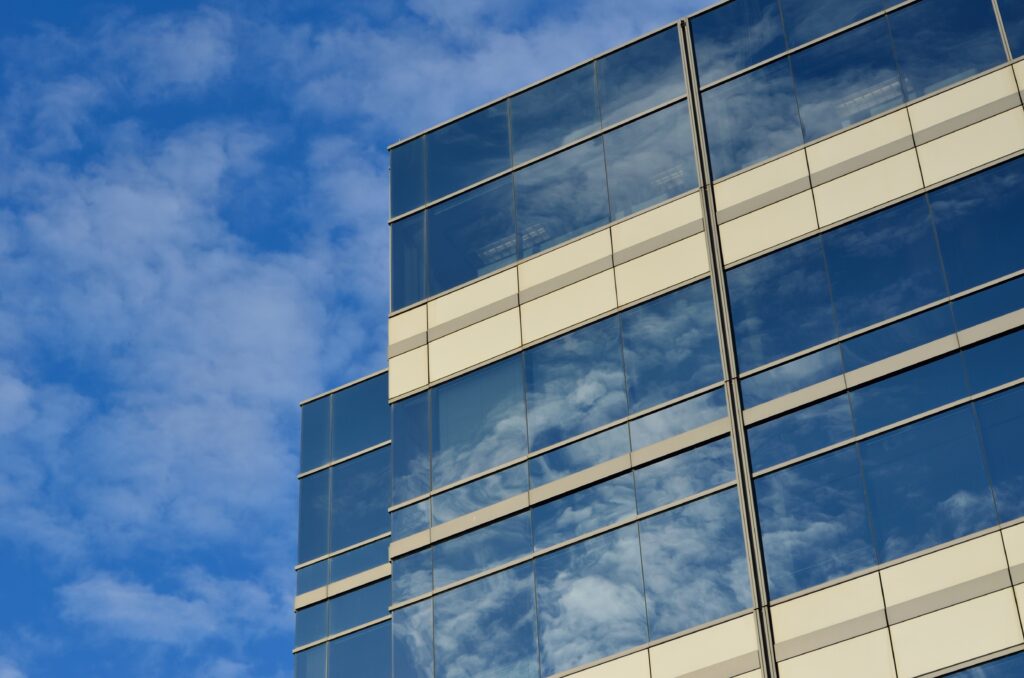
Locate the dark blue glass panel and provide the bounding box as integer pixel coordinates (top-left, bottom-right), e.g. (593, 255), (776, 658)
(976, 385), (1024, 523)
(791, 17), (903, 141)
(598, 28), (686, 126)
(295, 600), (328, 647)
(861, 406), (996, 561)
(747, 393), (855, 471)
(432, 356), (528, 488)
(842, 305), (956, 371)
(297, 560), (329, 596)
(392, 499), (430, 540)
(426, 177), (517, 296)
(434, 564), (540, 678)
(511, 64), (599, 164)
(328, 621), (390, 678)
(741, 346), (843, 409)
(1003, 0), (1024, 58)
(703, 59), (804, 179)
(391, 213), (426, 310)
(432, 463), (529, 525)
(391, 136), (425, 217)
(392, 548), (433, 602)
(635, 437), (736, 513)
(823, 197), (947, 334)
(953, 276), (1024, 330)
(605, 103), (697, 220)
(621, 280), (721, 413)
(329, 539), (389, 584)
(295, 643), (326, 678)
(640, 489), (750, 638)
(301, 396), (330, 473)
(516, 138), (610, 258)
(331, 447), (390, 551)
(930, 158), (1024, 293)
(329, 580), (390, 634)
(849, 353), (968, 433)
(889, 0), (1005, 100)
(433, 512), (533, 588)
(530, 424), (630, 487)
(525, 317), (627, 451)
(426, 102), (510, 201)
(779, 0), (886, 47)
(756, 446), (876, 598)
(535, 525), (648, 676)
(298, 470), (329, 563)
(947, 650), (1024, 677)
(728, 237), (836, 371)
(532, 473), (637, 550)
(331, 374), (389, 460)
(392, 393), (430, 504)
(692, 0), (786, 85)
(964, 329), (1024, 393)
(393, 599), (433, 678)
(630, 388), (728, 450)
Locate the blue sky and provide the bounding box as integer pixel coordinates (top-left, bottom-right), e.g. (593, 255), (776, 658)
(0, 1), (702, 676)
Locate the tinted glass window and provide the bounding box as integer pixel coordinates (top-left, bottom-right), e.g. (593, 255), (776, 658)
(295, 644), (326, 678)
(746, 393), (854, 471)
(741, 346), (843, 408)
(391, 213), (426, 310)
(511, 64), (599, 164)
(297, 560), (328, 596)
(976, 385), (1024, 523)
(629, 388), (728, 450)
(598, 28), (686, 126)
(525, 317), (627, 451)
(964, 329), (1024, 393)
(842, 305), (956, 371)
(392, 392), (430, 504)
(889, 0), (1005, 100)
(635, 437), (736, 513)
(946, 651), (1024, 677)
(391, 136), (425, 217)
(779, 0), (886, 47)
(298, 470), (329, 563)
(301, 396), (330, 473)
(432, 356), (528, 488)
(605, 103), (697, 220)
(330, 374), (389, 460)
(432, 463), (529, 525)
(1002, 0), (1024, 58)
(849, 353), (968, 433)
(329, 539), (389, 584)
(535, 525), (648, 676)
(515, 138), (610, 257)
(329, 580), (390, 634)
(530, 424), (630, 487)
(703, 59), (804, 179)
(295, 600), (328, 647)
(330, 447), (390, 551)
(392, 548), (433, 603)
(328, 622), (390, 678)
(952, 275), (1024, 330)
(433, 512), (533, 588)
(426, 102), (510, 201)
(692, 0), (786, 85)
(393, 599), (433, 678)
(392, 499), (430, 540)
(426, 177), (517, 295)
(532, 473), (637, 550)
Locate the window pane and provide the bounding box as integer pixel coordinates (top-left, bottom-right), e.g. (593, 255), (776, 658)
(621, 280), (720, 413)
(746, 393), (855, 471)
(841, 305), (956, 371)
(301, 396), (331, 473)
(392, 499), (430, 540)
(790, 17), (903, 140)
(295, 600), (328, 647)
(329, 580), (390, 634)
(298, 470), (330, 563)
(635, 437), (736, 513)
(952, 275), (1024, 330)
(328, 622), (390, 678)
(516, 138), (610, 257)
(525, 317), (627, 451)
(535, 525), (648, 676)
(532, 473), (637, 550)
(629, 388), (728, 450)
(963, 329), (1024, 393)
(434, 564), (540, 678)
(598, 28), (686, 126)
(331, 374), (389, 460)
(1003, 0), (1024, 58)
(779, 0), (886, 47)
(391, 136), (424, 217)
(605, 103), (697, 220)
(432, 356), (528, 488)
(756, 446), (875, 598)
(331, 447), (390, 551)
(432, 463), (529, 525)
(692, 0), (786, 85)
(849, 353), (968, 433)
(703, 59), (804, 179)
(392, 393), (430, 504)
(860, 406), (997, 561)
(946, 651), (1024, 677)
(511, 64), (599, 164)
(728, 237), (836, 371)
(391, 213), (426, 310)
(976, 385), (1024, 523)
(329, 539), (389, 584)
(426, 102), (510, 201)
(295, 644), (326, 678)
(741, 345), (843, 409)
(297, 560), (329, 596)
(640, 489), (750, 638)
(889, 0), (1005, 100)
(530, 424), (630, 487)
(433, 512), (533, 588)
(393, 599), (433, 678)
(426, 177), (516, 296)
(392, 548), (433, 603)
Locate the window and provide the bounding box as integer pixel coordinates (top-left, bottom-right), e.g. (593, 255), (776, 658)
(952, 276), (1024, 331)
(741, 346), (843, 408)
(432, 463), (529, 525)
(295, 644), (326, 678)
(841, 305), (955, 371)
(1001, 0), (1024, 58)
(963, 328), (1024, 393)
(511, 64), (599, 164)
(976, 385), (1024, 523)
(848, 353), (968, 433)
(530, 425), (630, 487)
(392, 499), (429, 540)
(629, 388), (728, 450)
(392, 392), (429, 504)
(634, 437), (735, 512)
(944, 650), (1024, 677)
(390, 136), (424, 217)
(298, 470), (329, 563)
(433, 512), (533, 588)
(692, 0), (786, 85)
(426, 102), (510, 202)
(746, 393), (854, 471)
(328, 622), (390, 678)
(532, 474), (637, 549)
(391, 212), (426, 310)
(779, 0), (886, 47)
(330, 374), (389, 460)
(392, 548), (433, 603)
(329, 539), (388, 584)
(297, 560), (328, 596)
(597, 28), (685, 126)
(393, 599), (433, 678)
(295, 600), (328, 647)
(330, 447), (390, 551)
(328, 580), (390, 634)
(300, 395), (330, 473)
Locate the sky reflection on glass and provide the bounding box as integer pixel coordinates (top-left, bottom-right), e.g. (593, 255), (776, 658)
(433, 512), (533, 588)
(511, 64), (598, 165)
(598, 28), (685, 126)
(532, 473), (637, 550)
(634, 437), (736, 513)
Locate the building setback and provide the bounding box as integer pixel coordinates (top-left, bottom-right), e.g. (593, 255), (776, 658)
(295, 0), (1024, 676)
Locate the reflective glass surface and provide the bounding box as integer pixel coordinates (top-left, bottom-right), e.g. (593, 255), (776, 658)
(330, 447), (390, 551)
(426, 102), (510, 202)
(301, 395), (330, 473)
(328, 580), (390, 634)
(692, 0), (786, 85)
(629, 388), (728, 450)
(968, 329), (1024, 395)
(393, 599), (433, 678)
(634, 437), (736, 512)
(329, 539), (389, 584)
(529, 425), (630, 487)
(295, 644), (326, 678)
(330, 374), (389, 460)
(433, 512), (533, 588)
(532, 473), (637, 550)
(391, 136), (425, 217)
(747, 393), (854, 471)
(976, 385), (1024, 523)
(298, 470), (330, 563)
(297, 560), (329, 596)
(391, 213), (426, 310)
(741, 346), (843, 408)
(511, 64), (599, 164)
(779, 0), (886, 47)
(432, 463), (529, 525)
(392, 392), (430, 504)
(1003, 0), (1024, 57)
(598, 28), (685, 126)
(392, 548), (433, 603)
(392, 499), (430, 540)
(328, 622), (390, 678)
(953, 275), (1024, 330)
(295, 600), (328, 647)
(849, 353), (968, 433)
(947, 650), (1024, 677)
(841, 305), (956, 371)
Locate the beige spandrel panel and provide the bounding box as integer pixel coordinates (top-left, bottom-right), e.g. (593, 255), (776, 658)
(889, 588), (1024, 677)
(714, 150), (810, 224)
(613, 233), (708, 306)
(908, 67), (1021, 145)
(648, 614), (760, 678)
(520, 269), (617, 344)
(733, 671), (763, 678)
(719, 191), (817, 264)
(777, 629), (896, 678)
(427, 307), (521, 381)
(806, 109), (914, 186)
(518, 230), (612, 303)
(388, 345), (428, 400)
(1015, 62), (1024, 98)
(916, 107), (1024, 187)
(427, 267), (519, 341)
(611, 192), (704, 265)
(1003, 522), (1024, 584)
(566, 650), (651, 678)
(812, 149), (923, 227)
(389, 304), (428, 358)
(1017, 583), (1024, 627)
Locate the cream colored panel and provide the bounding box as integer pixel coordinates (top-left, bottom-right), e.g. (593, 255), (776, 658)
(1002, 523), (1024, 584)
(567, 650), (651, 678)
(806, 109), (914, 186)
(614, 233), (708, 305)
(427, 268), (518, 340)
(908, 67), (1021, 144)
(612, 192), (704, 264)
(326, 563), (391, 598)
(917, 107), (1024, 186)
(881, 532), (1011, 624)
(388, 345), (428, 400)
(733, 671), (763, 678)
(720, 191), (817, 264)
(518, 230), (612, 303)
(714, 150), (810, 224)
(428, 308), (521, 381)
(389, 305), (427, 357)
(778, 629), (896, 678)
(889, 589), (1023, 677)
(1016, 62), (1024, 97)
(294, 587), (327, 610)
(1017, 583), (1024, 627)
(812, 149), (922, 227)
(649, 614), (759, 678)
(520, 270), (617, 344)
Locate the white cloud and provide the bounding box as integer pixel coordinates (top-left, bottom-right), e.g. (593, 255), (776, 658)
(0, 658), (26, 678)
